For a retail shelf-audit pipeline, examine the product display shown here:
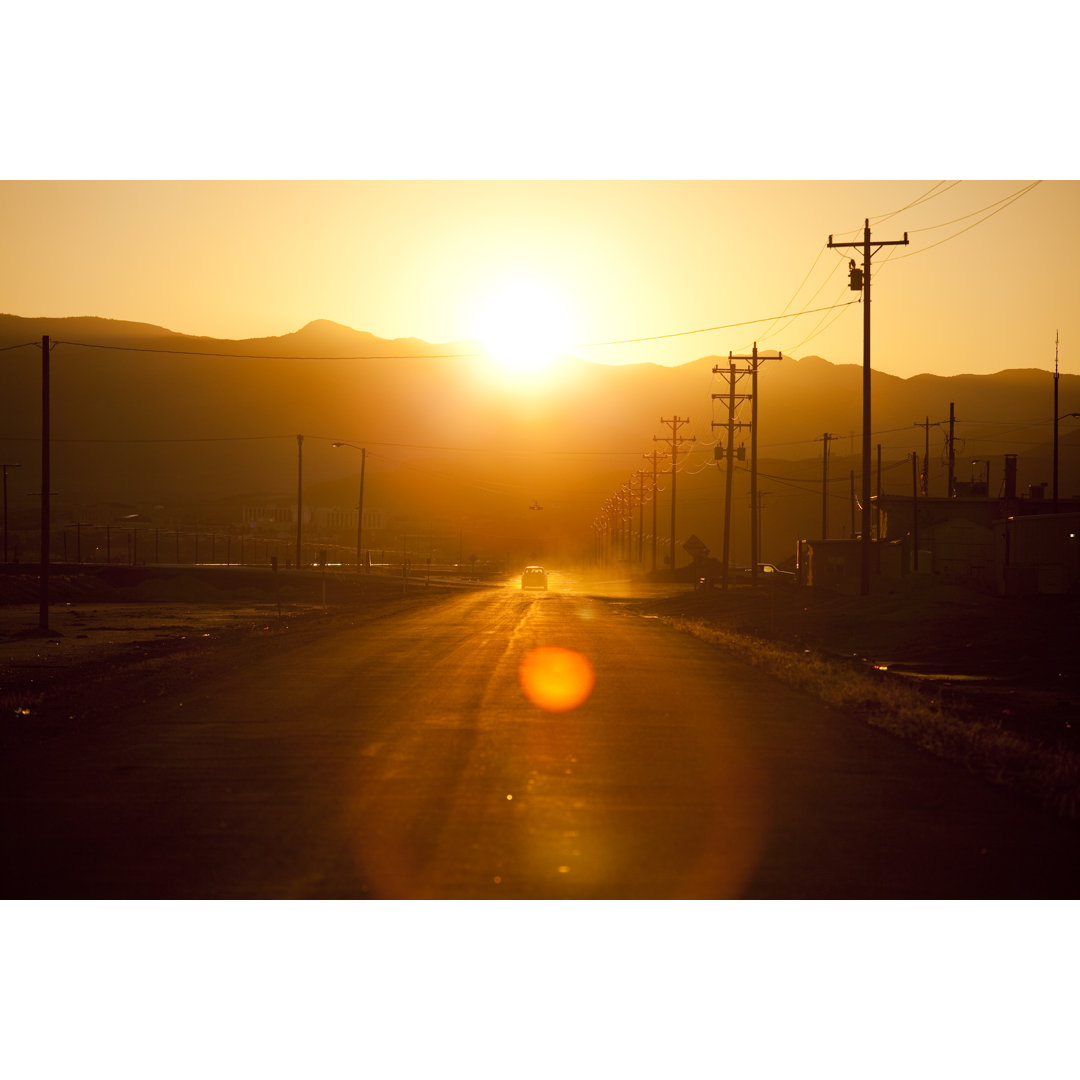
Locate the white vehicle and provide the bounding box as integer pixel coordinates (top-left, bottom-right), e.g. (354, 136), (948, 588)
(521, 566), (548, 590)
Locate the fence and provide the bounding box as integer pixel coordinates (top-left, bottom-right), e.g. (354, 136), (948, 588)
(45, 524), (359, 570)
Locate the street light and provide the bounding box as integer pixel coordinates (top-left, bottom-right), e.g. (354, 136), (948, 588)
(332, 441), (366, 572)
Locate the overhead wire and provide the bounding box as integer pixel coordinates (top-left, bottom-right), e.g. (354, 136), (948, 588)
(889, 181), (1042, 262)
(871, 181), (963, 225)
(41, 299), (863, 363)
(9, 181), (1046, 379)
(906, 181), (1042, 234)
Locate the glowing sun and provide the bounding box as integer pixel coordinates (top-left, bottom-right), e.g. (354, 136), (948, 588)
(473, 278), (575, 375)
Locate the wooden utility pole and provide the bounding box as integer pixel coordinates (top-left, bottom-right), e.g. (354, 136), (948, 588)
(876, 443), (882, 540)
(635, 468), (647, 563)
(821, 433), (837, 539)
(913, 416), (949, 496)
(655, 417), (694, 573)
(947, 403), (956, 498)
(911, 451), (920, 572)
(644, 448), (665, 572)
(828, 222), (909, 595)
(711, 359), (751, 588)
(39, 336), (51, 632)
(726, 344), (778, 586)
(295, 434), (304, 569)
(1054, 330), (1062, 511)
(922, 416), (930, 495)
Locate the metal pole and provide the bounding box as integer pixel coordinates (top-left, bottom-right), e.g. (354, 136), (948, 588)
(39, 336), (50, 632)
(630, 468), (639, 561)
(669, 436), (677, 571)
(912, 451), (919, 572)
(1053, 331), (1060, 514)
(821, 434), (830, 540)
(947, 403), (956, 499)
(357, 447), (366, 572)
(296, 434), (304, 569)
(723, 364), (735, 588)
(876, 442), (882, 541)
(651, 452), (658, 572)
(861, 223), (872, 594)
(751, 347), (759, 584)
(923, 416), (930, 496)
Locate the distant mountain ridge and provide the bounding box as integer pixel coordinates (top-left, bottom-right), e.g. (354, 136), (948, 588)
(1, 314), (1076, 563)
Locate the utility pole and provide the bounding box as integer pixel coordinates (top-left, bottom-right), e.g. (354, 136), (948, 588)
(296, 434), (304, 569)
(757, 491), (770, 558)
(39, 336), (51, 632)
(947, 403), (956, 498)
(655, 417), (694, 574)
(913, 416), (946, 496)
(726, 344), (778, 586)
(828, 221), (909, 595)
(911, 451), (920, 572)
(712, 359), (751, 588)
(357, 447), (366, 570)
(644, 448), (665, 572)
(332, 441), (367, 572)
(921, 416), (930, 495)
(1054, 328), (1062, 514)
(821, 434), (837, 538)
(635, 468), (647, 563)
(623, 485), (632, 561)
(876, 443), (882, 541)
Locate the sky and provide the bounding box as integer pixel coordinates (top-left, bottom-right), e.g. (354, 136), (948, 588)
(4, 2), (1075, 1072)
(4, 4), (1077, 384)
(3, 178), (1075, 380)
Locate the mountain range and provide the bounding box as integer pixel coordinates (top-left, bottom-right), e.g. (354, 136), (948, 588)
(2, 314), (1077, 567)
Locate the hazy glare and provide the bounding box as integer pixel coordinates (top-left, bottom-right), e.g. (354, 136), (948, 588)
(1, 179), (1076, 379)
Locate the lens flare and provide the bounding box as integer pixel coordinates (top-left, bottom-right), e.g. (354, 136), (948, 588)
(518, 646), (596, 713)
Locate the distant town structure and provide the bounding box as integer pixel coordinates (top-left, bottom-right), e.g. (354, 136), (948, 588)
(799, 454), (1080, 595)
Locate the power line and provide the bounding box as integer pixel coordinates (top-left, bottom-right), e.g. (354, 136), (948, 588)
(889, 181), (1042, 261)
(871, 181), (964, 224)
(906, 181), (1042, 234)
(48, 340), (478, 361)
(43, 300), (862, 362)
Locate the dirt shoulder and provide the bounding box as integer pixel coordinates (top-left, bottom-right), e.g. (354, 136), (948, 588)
(624, 577), (1080, 756)
(0, 572), (462, 752)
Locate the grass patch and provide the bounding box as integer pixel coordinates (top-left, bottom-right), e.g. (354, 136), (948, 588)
(665, 615), (1080, 820)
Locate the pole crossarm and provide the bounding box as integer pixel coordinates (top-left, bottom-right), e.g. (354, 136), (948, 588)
(655, 416), (695, 572)
(826, 221), (908, 595)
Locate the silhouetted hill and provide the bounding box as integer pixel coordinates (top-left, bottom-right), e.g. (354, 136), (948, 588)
(2, 315), (1076, 565)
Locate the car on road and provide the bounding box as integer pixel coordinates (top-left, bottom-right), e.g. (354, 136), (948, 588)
(742, 562), (797, 582)
(521, 566), (548, 590)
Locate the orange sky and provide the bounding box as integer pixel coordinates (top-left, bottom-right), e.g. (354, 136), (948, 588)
(4, 5), (1076, 383)
(2, 179), (1076, 379)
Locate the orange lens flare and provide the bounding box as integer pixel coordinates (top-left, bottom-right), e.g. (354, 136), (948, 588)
(518, 646), (596, 713)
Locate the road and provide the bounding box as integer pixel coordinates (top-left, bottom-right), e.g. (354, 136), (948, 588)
(3, 573), (1079, 898)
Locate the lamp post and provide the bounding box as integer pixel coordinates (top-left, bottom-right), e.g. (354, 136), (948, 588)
(332, 441), (367, 572)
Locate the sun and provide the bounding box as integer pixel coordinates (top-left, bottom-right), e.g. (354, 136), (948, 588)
(473, 277), (575, 376)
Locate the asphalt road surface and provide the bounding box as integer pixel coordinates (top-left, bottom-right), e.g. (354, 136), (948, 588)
(4, 575), (1079, 898)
